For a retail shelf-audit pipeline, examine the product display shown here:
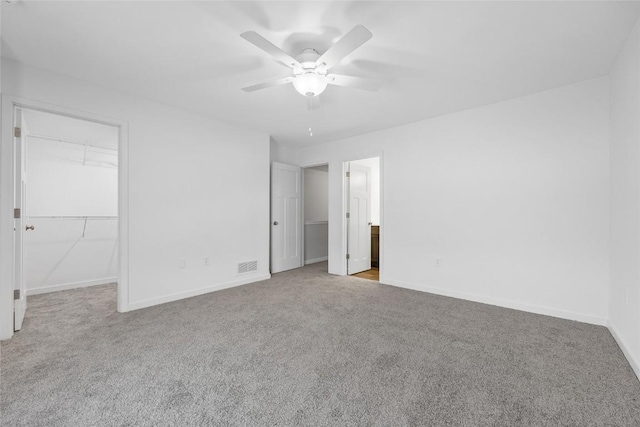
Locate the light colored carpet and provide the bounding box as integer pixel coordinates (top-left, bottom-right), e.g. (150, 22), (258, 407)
(1, 262), (639, 426)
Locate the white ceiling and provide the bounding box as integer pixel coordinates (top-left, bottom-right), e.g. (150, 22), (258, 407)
(2, 1), (639, 148)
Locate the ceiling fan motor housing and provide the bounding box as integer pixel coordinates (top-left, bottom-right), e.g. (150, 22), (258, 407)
(296, 48), (322, 70)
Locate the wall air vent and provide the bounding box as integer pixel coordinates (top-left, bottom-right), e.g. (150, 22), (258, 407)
(237, 260), (258, 274)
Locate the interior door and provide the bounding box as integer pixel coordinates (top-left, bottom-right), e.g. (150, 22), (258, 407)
(271, 162), (302, 273)
(347, 162), (372, 275)
(13, 107), (28, 331)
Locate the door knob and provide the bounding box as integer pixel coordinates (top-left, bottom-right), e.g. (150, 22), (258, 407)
(273, 221), (278, 226)
(25, 225), (35, 231)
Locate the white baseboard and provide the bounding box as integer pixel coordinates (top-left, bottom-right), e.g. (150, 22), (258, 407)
(305, 256), (328, 265)
(127, 273), (271, 311)
(27, 277), (117, 296)
(381, 278), (608, 326)
(608, 320), (640, 381)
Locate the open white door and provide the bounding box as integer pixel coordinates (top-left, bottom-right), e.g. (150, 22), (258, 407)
(271, 162), (302, 273)
(13, 107), (28, 331)
(347, 162), (372, 275)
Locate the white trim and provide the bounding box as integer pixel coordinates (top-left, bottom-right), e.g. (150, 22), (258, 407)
(0, 96), (15, 339)
(305, 256), (328, 265)
(381, 278), (608, 326)
(341, 161), (349, 276)
(378, 155), (385, 284)
(116, 114), (130, 313)
(608, 320), (640, 381)
(26, 278), (117, 296)
(127, 273), (271, 311)
(301, 166), (305, 269)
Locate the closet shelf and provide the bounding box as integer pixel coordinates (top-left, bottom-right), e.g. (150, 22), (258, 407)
(28, 133), (117, 153)
(29, 216), (117, 220)
(29, 133), (118, 168)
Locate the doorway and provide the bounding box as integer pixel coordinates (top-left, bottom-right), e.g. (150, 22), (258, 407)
(269, 161), (330, 274)
(13, 107), (119, 331)
(347, 157), (380, 281)
(303, 164), (329, 270)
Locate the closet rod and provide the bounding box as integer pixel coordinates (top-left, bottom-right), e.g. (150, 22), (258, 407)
(27, 133), (118, 153)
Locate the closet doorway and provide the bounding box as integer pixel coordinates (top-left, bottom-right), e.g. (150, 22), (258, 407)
(302, 164), (329, 270)
(13, 107), (119, 330)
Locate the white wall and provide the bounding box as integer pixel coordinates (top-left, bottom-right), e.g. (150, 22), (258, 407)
(609, 19), (640, 378)
(27, 137), (117, 215)
(1, 59), (270, 337)
(304, 167), (328, 222)
(270, 138), (296, 165)
(24, 109), (119, 294)
(297, 78), (610, 325)
(304, 222), (328, 264)
(304, 166), (328, 264)
(351, 157), (380, 225)
(25, 112), (119, 217)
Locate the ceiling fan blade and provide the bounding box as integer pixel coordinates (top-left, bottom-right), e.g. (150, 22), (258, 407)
(326, 74), (381, 92)
(242, 77), (294, 92)
(316, 25), (373, 69)
(240, 31), (302, 70)
(307, 96), (320, 111)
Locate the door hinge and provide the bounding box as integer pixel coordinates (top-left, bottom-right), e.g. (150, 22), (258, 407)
(346, 254), (350, 260)
(14, 290), (20, 300)
(14, 208), (21, 219)
(346, 171), (350, 178)
(14, 127), (21, 138)
(346, 212), (350, 219)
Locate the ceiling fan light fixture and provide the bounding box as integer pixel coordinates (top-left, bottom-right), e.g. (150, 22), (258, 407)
(240, 26), (379, 102)
(293, 72), (328, 97)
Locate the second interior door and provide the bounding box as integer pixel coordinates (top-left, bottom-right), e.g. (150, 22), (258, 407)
(348, 162), (372, 275)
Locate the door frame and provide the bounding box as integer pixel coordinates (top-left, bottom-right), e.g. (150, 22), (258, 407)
(300, 163), (330, 267)
(0, 95), (130, 340)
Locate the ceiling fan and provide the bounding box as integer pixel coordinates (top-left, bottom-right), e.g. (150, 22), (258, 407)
(240, 25), (381, 108)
